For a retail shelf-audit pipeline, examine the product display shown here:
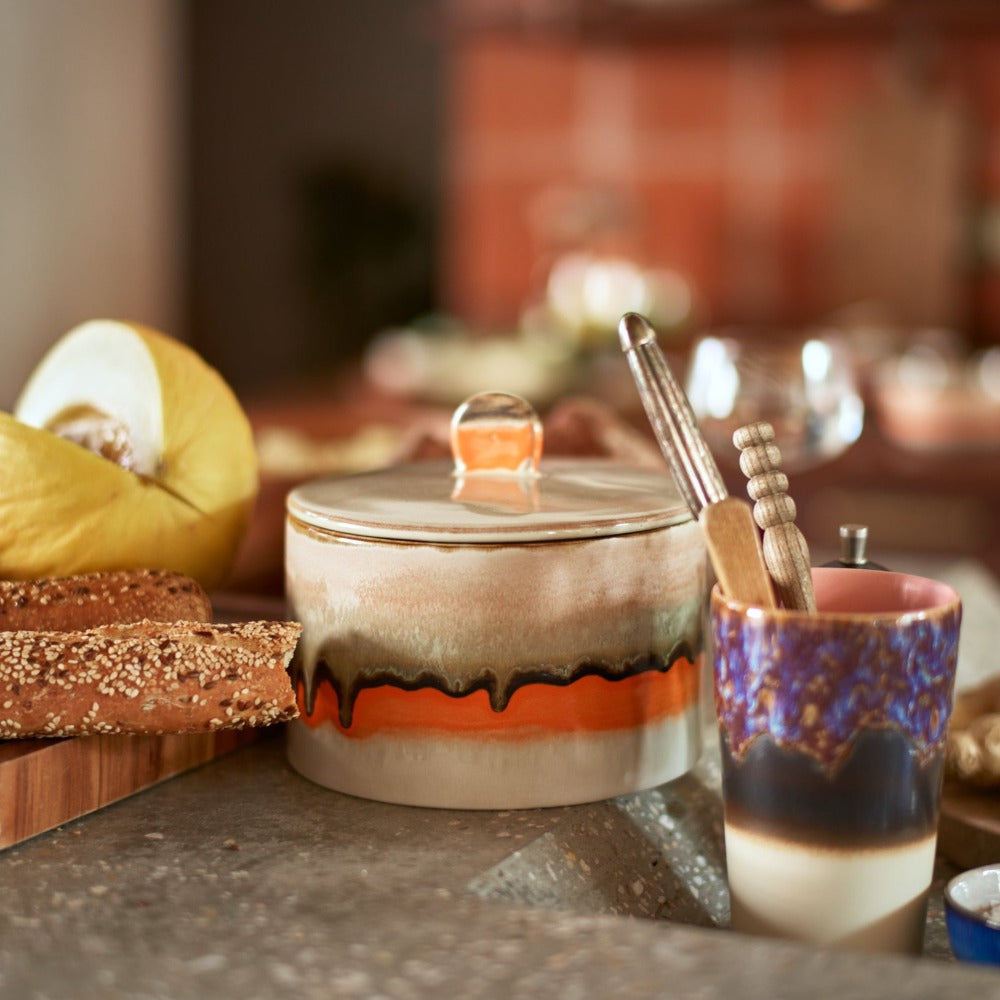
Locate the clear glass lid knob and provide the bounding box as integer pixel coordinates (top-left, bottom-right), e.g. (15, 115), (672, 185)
(450, 391), (543, 478)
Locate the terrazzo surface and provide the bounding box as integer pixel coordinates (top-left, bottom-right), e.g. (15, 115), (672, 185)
(0, 732), (992, 1000)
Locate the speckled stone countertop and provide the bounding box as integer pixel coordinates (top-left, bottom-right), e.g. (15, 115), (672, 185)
(1, 557), (999, 998)
(0, 733), (994, 1000)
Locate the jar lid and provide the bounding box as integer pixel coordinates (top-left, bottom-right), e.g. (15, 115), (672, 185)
(286, 392), (690, 544)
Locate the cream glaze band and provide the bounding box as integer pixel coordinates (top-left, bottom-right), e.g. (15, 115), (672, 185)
(287, 704), (702, 809)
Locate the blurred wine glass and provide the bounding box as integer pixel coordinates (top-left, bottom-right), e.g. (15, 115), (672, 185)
(685, 329), (864, 472)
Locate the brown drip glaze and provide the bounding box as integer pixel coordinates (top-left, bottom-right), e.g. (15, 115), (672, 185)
(720, 728), (944, 849)
(293, 640), (697, 729)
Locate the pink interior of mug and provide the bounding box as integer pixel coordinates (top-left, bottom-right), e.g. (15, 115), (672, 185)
(812, 567), (959, 616)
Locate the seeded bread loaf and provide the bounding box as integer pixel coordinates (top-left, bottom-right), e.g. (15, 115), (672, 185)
(0, 619), (301, 738)
(0, 570), (212, 632)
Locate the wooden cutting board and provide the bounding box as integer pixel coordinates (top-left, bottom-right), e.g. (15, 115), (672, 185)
(0, 729), (258, 850)
(0, 591), (289, 852)
(939, 782), (1000, 871)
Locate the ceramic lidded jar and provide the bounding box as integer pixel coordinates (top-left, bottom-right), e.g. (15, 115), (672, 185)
(284, 392), (707, 808)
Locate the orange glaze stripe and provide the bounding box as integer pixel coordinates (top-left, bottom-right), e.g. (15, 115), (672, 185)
(298, 656), (700, 740)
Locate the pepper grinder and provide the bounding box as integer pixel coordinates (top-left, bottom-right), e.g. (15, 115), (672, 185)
(825, 523), (887, 571)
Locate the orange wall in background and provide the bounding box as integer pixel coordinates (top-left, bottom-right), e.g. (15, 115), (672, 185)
(441, 23), (1000, 343)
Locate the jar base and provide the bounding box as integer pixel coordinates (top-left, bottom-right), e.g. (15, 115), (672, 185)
(285, 707), (701, 809)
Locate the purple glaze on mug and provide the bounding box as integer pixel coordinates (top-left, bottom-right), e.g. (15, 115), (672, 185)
(712, 567), (962, 773)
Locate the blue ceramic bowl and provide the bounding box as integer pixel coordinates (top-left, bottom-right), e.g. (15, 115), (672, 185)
(945, 865), (1000, 964)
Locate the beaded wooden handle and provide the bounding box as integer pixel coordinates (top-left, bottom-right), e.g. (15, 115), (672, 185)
(733, 421), (816, 612)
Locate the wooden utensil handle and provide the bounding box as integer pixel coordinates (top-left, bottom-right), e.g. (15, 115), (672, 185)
(700, 497), (776, 608)
(734, 422), (816, 612)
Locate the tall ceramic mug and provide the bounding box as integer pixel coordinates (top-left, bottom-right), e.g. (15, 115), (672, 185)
(712, 567), (962, 954)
